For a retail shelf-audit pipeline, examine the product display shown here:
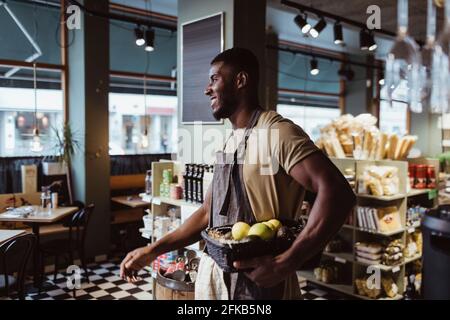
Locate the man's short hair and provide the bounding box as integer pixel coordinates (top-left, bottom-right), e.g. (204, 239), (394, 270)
(211, 47), (259, 89)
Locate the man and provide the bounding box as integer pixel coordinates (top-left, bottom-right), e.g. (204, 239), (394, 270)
(120, 48), (356, 300)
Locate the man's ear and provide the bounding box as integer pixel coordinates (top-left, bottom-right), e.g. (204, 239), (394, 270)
(236, 71), (249, 89)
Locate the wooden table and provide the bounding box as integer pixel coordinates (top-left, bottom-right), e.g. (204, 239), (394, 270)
(111, 195), (150, 208)
(0, 206), (79, 288)
(0, 229), (26, 245)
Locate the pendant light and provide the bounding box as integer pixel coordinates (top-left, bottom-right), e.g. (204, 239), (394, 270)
(30, 63), (43, 153)
(141, 75), (149, 149)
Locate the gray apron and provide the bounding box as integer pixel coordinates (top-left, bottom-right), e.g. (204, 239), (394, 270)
(209, 108), (285, 300)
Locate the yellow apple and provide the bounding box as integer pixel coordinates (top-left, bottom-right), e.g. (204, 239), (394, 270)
(248, 223), (275, 241)
(268, 219), (282, 231)
(231, 222), (251, 241)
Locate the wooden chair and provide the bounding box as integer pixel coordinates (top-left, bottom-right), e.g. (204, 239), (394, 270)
(0, 233), (36, 300)
(39, 204), (95, 296)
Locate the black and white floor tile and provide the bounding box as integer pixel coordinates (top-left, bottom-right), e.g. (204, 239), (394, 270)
(2, 256), (349, 300)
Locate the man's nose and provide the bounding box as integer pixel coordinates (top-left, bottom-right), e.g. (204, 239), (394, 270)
(204, 85), (212, 96)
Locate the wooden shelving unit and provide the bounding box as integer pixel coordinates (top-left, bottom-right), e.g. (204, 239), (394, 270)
(298, 157), (439, 300)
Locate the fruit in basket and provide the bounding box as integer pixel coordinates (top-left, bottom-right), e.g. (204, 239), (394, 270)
(231, 222), (251, 240)
(263, 221), (276, 230)
(247, 222), (275, 240)
(267, 219), (282, 231)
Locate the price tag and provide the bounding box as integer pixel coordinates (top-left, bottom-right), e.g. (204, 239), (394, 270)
(408, 227), (415, 234)
(392, 266), (400, 273)
(428, 189), (437, 200)
(152, 197), (161, 205)
(335, 257), (346, 264)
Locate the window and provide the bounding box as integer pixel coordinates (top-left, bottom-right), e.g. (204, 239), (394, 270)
(109, 92), (177, 155)
(379, 80), (408, 136)
(0, 68), (63, 157)
(277, 104), (340, 142)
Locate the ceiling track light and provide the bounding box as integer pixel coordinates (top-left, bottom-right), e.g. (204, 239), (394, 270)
(309, 17), (326, 38)
(333, 21), (344, 45)
(135, 26), (145, 46)
(310, 58), (319, 75)
(367, 31), (377, 51)
(294, 13), (311, 34)
(145, 29), (155, 52)
(359, 29), (370, 50)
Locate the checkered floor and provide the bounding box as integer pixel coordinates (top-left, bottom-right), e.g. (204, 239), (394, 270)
(1, 256), (349, 300)
(1, 256), (153, 300)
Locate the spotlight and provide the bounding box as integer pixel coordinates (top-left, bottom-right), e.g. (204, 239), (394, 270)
(294, 13), (311, 34)
(145, 29), (155, 52)
(310, 58), (319, 75)
(135, 26), (145, 46)
(360, 29), (370, 50)
(309, 17), (326, 38)
(368, 31), (377, 51)
(334, 21), (344, 45)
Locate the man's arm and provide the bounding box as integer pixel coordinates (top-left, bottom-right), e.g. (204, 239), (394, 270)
(281, 151), (356, 269)
(120, 186), (211, 282)
(234, 151), (355, 287)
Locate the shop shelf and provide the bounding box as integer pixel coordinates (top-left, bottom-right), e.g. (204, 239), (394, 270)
(407, 189), (432, 197)
(152, 196), (202, 208)
(322, 251), (354, 264)
(297, 270), (354, 297)
(404, 254), (422, 264)
(352, 225), (405, 236)
(356, 193), (406, 201)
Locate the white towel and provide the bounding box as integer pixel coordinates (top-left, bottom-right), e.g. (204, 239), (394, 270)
(195, 252), (229, 300)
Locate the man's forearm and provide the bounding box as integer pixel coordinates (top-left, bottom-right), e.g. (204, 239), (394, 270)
(147, 206), (209, 257)
(281, 182), (355, 269)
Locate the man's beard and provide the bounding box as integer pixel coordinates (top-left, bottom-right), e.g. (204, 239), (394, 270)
(212, 94), (238, 120)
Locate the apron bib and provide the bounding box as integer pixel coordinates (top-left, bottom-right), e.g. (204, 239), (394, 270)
(206, 108), (285, 300)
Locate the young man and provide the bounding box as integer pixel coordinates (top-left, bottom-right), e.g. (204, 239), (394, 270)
(120, 48), (356, 300)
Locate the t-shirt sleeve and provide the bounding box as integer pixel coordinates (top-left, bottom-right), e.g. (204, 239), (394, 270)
(270, 120), (320, 174)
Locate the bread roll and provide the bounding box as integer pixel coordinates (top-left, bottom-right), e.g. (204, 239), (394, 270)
(377, 133), (388, 160)
(388, 134), (399, 159)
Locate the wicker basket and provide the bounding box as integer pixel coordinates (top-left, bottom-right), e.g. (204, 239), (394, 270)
(201, 219), (304, 273)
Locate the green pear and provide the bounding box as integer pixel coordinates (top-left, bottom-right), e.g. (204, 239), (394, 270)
(248, 222), (275, 241)
(231, 222), (251, 240)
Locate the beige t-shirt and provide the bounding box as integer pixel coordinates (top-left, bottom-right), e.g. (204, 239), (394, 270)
(222, 110), (319, 300)
(223, 110), (320, 222)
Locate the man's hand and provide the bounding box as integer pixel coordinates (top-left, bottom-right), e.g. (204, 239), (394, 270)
(120, 246), (156, 283)
(233, 254), (294, 288)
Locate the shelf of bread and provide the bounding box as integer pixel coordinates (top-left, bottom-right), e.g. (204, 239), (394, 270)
(317, 113), (417, 161)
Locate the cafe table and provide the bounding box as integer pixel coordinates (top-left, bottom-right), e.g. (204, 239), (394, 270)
(0, 206), (79, 290)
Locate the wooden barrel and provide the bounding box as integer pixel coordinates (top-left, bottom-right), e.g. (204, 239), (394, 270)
(155, 271), (195, 300)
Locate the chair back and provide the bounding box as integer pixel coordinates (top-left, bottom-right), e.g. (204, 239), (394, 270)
(0, 233), (36, 297)
(69, 204), (95, 253)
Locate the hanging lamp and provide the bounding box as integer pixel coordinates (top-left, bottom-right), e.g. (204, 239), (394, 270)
(30, 63), (43, 152)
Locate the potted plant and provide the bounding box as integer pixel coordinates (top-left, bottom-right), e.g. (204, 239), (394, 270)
(44, 123), (81, 205)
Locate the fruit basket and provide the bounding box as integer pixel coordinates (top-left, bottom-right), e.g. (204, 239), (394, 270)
(201, 219), (305, 273)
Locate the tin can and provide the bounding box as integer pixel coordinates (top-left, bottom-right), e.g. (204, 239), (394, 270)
(414, 165), (427, 189)
(427, 165), (436, 189)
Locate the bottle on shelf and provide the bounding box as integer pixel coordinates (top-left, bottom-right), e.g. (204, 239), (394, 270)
(183, 164), (190, 201)
(404, 274), (417, 300)
(191, 164), (199, 203)
(197, 165), (205, 203)
(145, 170), (152, 195)
(187, 164), (195, 202)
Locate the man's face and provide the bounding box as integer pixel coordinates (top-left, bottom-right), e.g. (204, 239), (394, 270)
(204, 62), (238, 120)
